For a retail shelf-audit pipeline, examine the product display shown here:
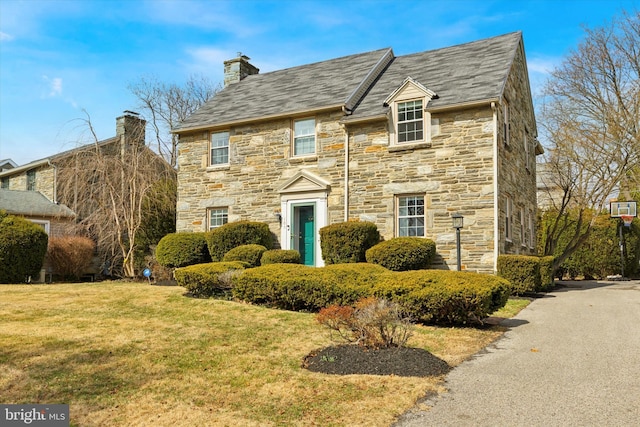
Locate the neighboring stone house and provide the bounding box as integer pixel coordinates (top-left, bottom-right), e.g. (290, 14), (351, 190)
(174, 32), (543, 273)
(0, 189), (76, 281)
(0, 112), (170, 277)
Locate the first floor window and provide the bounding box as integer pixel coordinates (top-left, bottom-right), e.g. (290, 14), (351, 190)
(293, 118), (316, 156)
(505, 196), (513, 241)
(397, 100), (423, 143)
(211, 131), (229, 165)
(520, 208), (526, 247)
(1, 178), (8, 189)
(528, 209), (535, 248)
(208, 208), (228, 230)
(397, 195), (425, 237)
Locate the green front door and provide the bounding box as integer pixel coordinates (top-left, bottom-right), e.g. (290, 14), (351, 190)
(296, 205), (315, 266)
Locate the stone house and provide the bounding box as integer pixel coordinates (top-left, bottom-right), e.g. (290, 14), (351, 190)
(174, 32), (543, 273)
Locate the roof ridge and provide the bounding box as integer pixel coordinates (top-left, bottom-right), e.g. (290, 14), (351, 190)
(397, 31), (522, 58)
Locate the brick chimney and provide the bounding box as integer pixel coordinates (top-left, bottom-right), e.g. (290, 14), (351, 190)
(223, 53), (259, 87)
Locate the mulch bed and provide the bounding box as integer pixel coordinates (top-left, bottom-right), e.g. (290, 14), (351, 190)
(302, 344), (451, 377)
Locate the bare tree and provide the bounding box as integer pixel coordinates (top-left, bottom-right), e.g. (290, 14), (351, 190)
(128, 75), (219, 166)
(538, 10), (640, 270)
(56, 113), (176, 278)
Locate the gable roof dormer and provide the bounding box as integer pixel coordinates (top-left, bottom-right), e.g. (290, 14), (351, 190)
(383, 77), (437, 107)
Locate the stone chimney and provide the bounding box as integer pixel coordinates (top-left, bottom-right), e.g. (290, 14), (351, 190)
(223, 53), (259, 87)
(116, 111), (146, 151)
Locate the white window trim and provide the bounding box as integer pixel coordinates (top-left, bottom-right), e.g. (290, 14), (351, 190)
(210, 131), (230, 167)
(29, 219), (50, 234)
(292, 118), (317, 157)
(396, 194), (426, 237)
(207, 207), (228, 230)
(390, 98), (436, 146)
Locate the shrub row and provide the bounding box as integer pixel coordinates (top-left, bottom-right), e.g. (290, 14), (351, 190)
(232, 263), (510, 325)
(174, 261), (247, 298)
(497, 255), (555, 295)
(155, 232), (210, 268)
(207, 221), (274, 261)
(320, 221), (380, 264)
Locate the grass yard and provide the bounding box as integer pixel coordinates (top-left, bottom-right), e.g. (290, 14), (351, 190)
(0, 282), (524, 426)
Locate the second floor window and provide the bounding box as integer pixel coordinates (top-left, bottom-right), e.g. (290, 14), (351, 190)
(26, 170), (36, 191)
(211, 131), (229, 166)
(293, 118), (316, 156)
(397, 100), (423, 143)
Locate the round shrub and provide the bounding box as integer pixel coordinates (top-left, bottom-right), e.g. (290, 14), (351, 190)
(365, 237), (436, 271)
(47, 235), (96, 280)
(223, 244), (267, 267)
(156, 232), (211, 268)
(0, 211), (49, 283)
(319, 221), (380, 264)
(260, 249), (301, 265)
(206, 221), (274, 261)
(174, 261), (246, 298)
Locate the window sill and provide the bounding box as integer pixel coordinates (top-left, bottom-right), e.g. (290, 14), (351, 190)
(388, 142), (432, 153)
(289, 155), (318, 163)
(206, 165), (230, 171)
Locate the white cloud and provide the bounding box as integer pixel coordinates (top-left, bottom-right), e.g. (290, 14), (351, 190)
(42, 75), (63, 97)
(528, 57), (559, 75)
(0, 31), (14, 42)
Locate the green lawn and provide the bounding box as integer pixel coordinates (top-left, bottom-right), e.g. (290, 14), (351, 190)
(0, 282), (522, 426)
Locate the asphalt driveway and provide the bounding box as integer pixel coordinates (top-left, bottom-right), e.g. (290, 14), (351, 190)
(394, 280), (640, 427)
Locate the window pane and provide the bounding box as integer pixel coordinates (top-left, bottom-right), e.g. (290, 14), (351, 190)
(211, 132), (229, 165)
(294, 118), (315, 156)
(398, 196), (425, 237)
(209, 208), (228, 229)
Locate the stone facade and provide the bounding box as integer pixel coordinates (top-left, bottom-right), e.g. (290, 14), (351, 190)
(176, 36), (540, 273)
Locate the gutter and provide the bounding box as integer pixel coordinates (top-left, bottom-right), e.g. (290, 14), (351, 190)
(47, 160), (58, 204)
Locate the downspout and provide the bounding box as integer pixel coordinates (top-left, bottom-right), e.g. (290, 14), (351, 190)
(341, 107), (350, 222)
(47, 159), (57, 204)
(491, 102), (499, 272)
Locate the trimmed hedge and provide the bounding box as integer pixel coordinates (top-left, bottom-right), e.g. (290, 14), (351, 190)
(206, 221), (274, 261)
(0, 211), (49, 283)
(365, 237), (436, 271)
(223, 244), (267, 267)
(260, 249), (301, 265)
(174, 261), (246, 298)
(497, 255), (557, 295)
(320, 221), (380, 264)
(156, 232), (211, 268)
(372, 270), (510, 324)
(232, 263), (510, 325)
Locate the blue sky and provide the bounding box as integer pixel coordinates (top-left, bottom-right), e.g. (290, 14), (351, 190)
(0, 0), (637, 165)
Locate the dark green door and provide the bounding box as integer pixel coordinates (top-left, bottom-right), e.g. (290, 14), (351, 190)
(297, 206), (315, 266)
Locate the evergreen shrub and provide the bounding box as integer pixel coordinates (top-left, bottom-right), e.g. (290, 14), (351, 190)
(232, 262), (510, 325)
(497, 255), (542, 295)
(174, 261), (246, 298)
(223, 244), (267, 267)
(319, 221), (380, 264)
(260, 249), (301, 265)
(538, 256), (555, 291)
(365, 237), (436, 271)
(206, 221), (274, 261)
(0, 211), (49, 283)
(156, 232), (211, 268)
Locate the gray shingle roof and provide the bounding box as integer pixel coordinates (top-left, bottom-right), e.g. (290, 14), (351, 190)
(176, 32), (523, 132)
(0, 189), (75, 218)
